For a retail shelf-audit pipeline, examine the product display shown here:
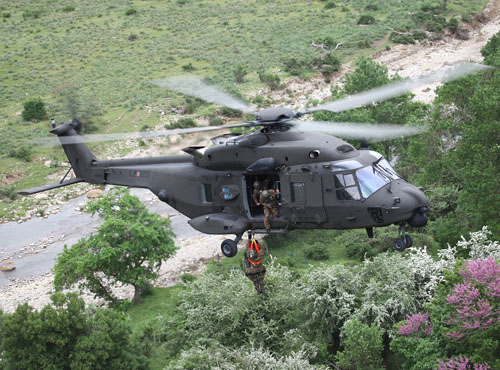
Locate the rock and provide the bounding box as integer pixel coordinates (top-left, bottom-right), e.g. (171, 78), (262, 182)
(169, 135), (180, 145)
(87, 189), (104, 199)
(0, 261), (16, 271)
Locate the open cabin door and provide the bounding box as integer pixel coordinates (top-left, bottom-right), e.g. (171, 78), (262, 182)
(281, 172), (327, 224)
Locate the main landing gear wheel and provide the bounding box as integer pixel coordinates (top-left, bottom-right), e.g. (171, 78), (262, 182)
(405, 235), (413, 248)
(394, 237), (406, 252)
(221, 239), (238, 257)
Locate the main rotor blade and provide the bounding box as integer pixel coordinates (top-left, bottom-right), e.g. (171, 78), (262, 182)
(305, 62), (492, 114)
(149, 75), (256, 114)
(291, 120), (426, 142)
(35, 122), (254, 146)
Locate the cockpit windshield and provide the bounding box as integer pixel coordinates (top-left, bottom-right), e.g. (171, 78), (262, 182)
(356, 158), (400, 198)
(332, 157), (400, 200)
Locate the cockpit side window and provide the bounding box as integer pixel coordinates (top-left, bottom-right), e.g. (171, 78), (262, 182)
(334, 173), (360, 200)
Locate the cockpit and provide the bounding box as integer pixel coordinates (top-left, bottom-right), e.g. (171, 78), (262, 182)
(331, 153), (400, 200)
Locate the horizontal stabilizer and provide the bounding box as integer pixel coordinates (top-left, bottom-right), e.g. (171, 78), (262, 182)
(17, 178), (84, 195)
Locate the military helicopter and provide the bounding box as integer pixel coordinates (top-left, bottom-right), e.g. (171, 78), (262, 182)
(20, 63), (489, 258)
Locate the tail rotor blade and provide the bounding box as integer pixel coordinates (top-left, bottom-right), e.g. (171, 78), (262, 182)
(149, 75), (256, 114)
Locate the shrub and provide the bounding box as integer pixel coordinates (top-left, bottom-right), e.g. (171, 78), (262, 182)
(283, 57), (309, 76)
(357, 39), (371, 48)
(258, 71), (282, 90)
(324, 1), (336, 9)
(207, 114), (224, 126)
(125, 8), (137, 16)
(168, 118), (196, 129)
(8, 144), (33, 162)
(413, 30), (427, 40)
(128, 33), (138, 41)
(365, 4), (378, 11)
(22, 9), (44, 19)
(357, 15), (375, 25)
(304, 242), (329, 260)
(220, 106), (242, 118)
(0, 185), (17, 200)
(233, 64), (247, 83)
(336, 320), (384, 370)
(390, 31), (416, 44)
(22, 97), (46, 122)
(62, 5), (75, 12)
(182, 62), (195, 72)
(3, 12), (12, 18)
(447, 17), (460, 32)
(312, 52), (341, 75)
(166, 343), (319, 370)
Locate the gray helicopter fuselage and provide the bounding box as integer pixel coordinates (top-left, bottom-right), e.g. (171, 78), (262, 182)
(21, 124), (429, 237)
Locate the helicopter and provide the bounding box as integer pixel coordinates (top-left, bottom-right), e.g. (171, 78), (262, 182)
(19, 62), (490, 258)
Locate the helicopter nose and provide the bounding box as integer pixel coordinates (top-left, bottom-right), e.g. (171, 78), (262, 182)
(400, 185), (430, 227)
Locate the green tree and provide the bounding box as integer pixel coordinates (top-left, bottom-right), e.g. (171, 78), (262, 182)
(0, 293), (147, 369)
(54, 188), (176, 304)
(336, 320), (384, 370)
(21, 97), (47, 122)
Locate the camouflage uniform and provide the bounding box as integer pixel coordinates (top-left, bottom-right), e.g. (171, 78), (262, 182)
(243, 238), (266, 294)
(259, 189), (279, 230)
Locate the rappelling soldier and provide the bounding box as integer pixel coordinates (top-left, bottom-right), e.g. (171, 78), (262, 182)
(259, 187), (279, 231)
(243, 237), (266, 295)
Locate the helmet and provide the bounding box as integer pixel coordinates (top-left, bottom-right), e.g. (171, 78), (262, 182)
(253, 180), (262, 189)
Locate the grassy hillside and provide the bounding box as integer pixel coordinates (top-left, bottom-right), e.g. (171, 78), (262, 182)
(1, 0), (487, 116)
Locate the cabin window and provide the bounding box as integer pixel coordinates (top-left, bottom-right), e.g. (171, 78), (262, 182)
(334, 173), (360, 201)
(290, 182), (306, 204)
(203, 183), (213, 202)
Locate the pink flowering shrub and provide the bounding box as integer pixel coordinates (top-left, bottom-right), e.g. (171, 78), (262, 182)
(392, 256), (500, 369)
(397, 312), (433, 337)
(437, 356), (490, 370)
(445, 258), (500, 341)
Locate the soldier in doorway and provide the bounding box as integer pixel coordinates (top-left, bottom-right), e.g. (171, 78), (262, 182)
(243, 237), (266, 295)
(252, 180), (263, 206)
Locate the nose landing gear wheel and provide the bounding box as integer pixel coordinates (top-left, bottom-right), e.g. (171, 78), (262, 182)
(221, 239), (238, 257)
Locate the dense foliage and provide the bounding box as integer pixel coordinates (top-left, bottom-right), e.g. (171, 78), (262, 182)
(0, 293), (147, 369)
(138, 227), (498, 369)
(53, 188), (176, 304)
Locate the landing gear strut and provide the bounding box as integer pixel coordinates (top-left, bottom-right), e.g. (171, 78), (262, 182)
(394, 224), (413, 252)
(221, 233), (243, 258)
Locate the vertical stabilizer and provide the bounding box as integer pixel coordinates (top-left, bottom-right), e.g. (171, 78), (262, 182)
(50, 119), (97, 182)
